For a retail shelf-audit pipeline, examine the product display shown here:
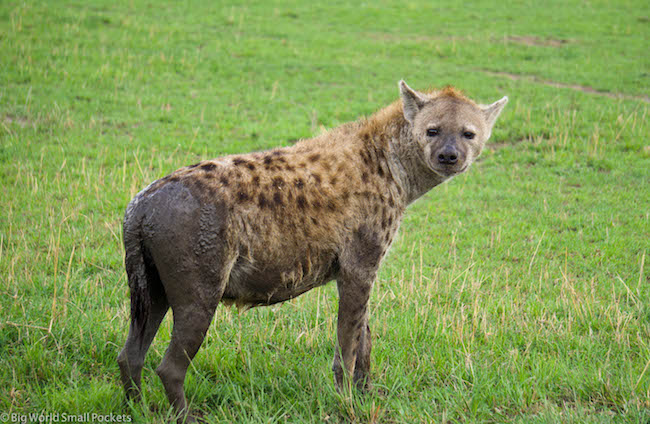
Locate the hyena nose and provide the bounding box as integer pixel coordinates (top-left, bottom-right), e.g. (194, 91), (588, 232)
(437, 147), (458, 165)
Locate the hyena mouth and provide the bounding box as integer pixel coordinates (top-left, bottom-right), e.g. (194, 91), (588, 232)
(431, 162), (468, 177)
(428, 150), (466, 177)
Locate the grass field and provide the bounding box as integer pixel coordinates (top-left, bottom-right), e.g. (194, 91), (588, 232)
(1, 1), (649, 423)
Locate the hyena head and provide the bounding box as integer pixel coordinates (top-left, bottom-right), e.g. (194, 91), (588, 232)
(399, 80), (508, 178)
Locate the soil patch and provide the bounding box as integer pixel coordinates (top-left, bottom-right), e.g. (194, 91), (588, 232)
(506, 35), (569, 47)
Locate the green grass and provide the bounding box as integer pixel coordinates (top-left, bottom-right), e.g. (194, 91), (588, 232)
(1, 0), (649, 423)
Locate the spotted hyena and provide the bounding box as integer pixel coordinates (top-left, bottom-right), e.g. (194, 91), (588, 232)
(117, 80), (507, 422)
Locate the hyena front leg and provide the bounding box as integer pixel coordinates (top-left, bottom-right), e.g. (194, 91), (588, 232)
(333, 277), (373, 390)
(353, 313), (372, 390)
(333, 224), (384, 391)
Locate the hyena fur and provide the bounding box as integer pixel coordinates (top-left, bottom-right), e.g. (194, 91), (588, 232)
(117, 80), (507, 422)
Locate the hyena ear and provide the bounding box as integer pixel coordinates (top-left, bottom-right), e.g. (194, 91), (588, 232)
(481, 96), (509, 130)
(399, 80), (428, 124)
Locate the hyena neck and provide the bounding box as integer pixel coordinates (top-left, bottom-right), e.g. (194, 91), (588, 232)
(361, 103), (448, 205)
(392, 124), (449, 204)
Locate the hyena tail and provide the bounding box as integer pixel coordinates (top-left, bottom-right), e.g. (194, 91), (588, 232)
(124, 234), (153, 336)
(118, 199), (168, 399)
(122, 199), (167, 338)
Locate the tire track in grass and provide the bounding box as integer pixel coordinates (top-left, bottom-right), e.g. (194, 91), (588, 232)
(480, 69), (650, 103)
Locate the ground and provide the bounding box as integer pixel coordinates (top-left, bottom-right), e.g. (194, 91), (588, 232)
(0, 1), (648, 423)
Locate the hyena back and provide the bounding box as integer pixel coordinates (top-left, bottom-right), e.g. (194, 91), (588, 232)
(117, 80), (507, 422)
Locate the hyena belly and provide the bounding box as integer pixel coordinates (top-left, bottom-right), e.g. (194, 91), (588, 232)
(223, 247), (340, 307)
(222, 206), (342, 306)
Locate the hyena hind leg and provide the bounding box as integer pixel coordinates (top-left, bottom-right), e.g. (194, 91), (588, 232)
(155, 297), (220, 424)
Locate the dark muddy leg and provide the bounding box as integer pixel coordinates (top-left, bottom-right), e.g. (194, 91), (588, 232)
(156, 300), (219, 423)
(118, 291), (169, 401)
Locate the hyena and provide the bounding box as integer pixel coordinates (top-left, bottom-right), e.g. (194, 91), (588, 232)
(117, 80), (507, 422)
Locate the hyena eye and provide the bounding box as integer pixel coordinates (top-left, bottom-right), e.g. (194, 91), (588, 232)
(463, 131), (475, 139)
(426, 128), (439, 137)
